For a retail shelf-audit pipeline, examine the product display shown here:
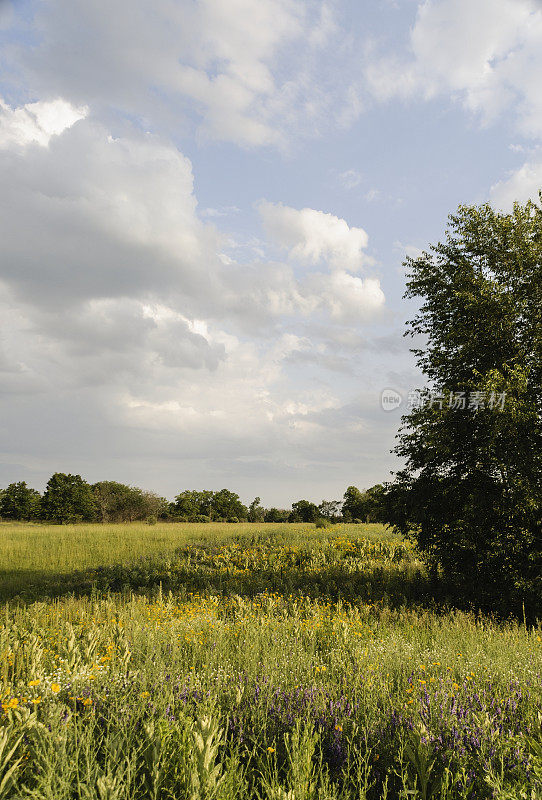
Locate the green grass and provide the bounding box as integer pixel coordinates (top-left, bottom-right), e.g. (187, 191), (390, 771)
(0, 521), (394, 572)
(0, 521), (398, 602)
(0, 522), (540, 799)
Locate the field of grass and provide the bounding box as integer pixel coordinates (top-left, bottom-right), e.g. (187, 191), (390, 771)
(0, 522), (541, 799)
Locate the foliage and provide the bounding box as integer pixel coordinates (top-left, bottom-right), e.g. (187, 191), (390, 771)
(170, 489), (248, 522)
(342, 485), (388, 523)
(93, 481), (166, 523)
(212, 489), (248, 522)
(264, 508), (290, 523)
(248, 497), (265, 522)
(318, 500), (341, 522)
(387, 199), (542, 616)
(289, 500), (320, 523)
(40, 472), (97, 524)
(0, 482), (40, 521)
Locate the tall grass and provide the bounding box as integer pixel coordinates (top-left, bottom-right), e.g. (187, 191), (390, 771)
(0, 523), (540, 798)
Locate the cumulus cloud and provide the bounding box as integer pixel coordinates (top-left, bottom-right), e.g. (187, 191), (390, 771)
(258, 201), (369, 271)
(490, 153), (542, 208)
(7, 0), (355, 149)
(0, 112), (223, 310)
(0, 94), (392, 499)
(365, 0), (542, 137)
(317, 272), (385, 320)
(0, 97), (87, 148)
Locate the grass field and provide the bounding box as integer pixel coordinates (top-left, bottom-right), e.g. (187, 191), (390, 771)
(0, 522), (541, 799)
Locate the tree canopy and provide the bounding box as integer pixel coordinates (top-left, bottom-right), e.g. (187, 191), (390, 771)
(386, 199), (542, 614)
(0, 481), (41, 520)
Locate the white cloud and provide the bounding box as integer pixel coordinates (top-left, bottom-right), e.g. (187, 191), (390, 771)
(258, 201), (369, 271)
(338, 169), (363, 189)
(315, 271), (385, 321)
(10, 0), (354, 149)
(489, 153), (542, 208)
(0, 97), (87, 148)
(0, 100), (389, 482)
(0, 109), (223, 309)
(365, 0), (542, 137)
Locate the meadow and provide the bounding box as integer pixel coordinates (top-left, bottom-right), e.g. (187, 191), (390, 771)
(0, 521), (541, 799)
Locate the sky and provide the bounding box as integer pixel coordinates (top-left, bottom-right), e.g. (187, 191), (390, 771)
(0, 0), (541, 506)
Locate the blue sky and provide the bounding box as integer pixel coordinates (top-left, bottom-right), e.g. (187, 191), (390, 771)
(0, 0), (541, 505)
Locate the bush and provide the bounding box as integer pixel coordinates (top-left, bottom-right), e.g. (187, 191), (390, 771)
(315, 518), (331, 529)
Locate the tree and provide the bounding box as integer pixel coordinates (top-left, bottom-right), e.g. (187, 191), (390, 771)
(289, 500), (320, 523)
(93, 481), (166, 522)
(264, 507), (290, 522)
(93, 481), (134, 522)
(342, 485), (387, 523)
(170, 489), (247, 521)
(387, 199), (542, 614)
(0, 481), (41, 520)
(318, 500), (341, 522)
(342, 486), (365, 521)
(248, 497), (265, 522)
(211, 489), (248, 521)
(171, 490), (214, 520)
(363, 484), (387, 523)
(40, 473), (97, 523)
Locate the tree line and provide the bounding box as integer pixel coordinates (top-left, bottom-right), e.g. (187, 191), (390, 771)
(0, 473), (388, 525)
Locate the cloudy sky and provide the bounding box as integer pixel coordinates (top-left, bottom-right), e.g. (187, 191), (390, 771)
(0, 0), (541, 506)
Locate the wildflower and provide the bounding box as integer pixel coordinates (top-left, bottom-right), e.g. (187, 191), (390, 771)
(51, 684), (61, 694)
(32, 696), (42, 705)
(335, 724), (343, 732)
(267, 747), (275, 753)
(82, 698), (92, 706)
(7, 698), (19, 709)
(140, 691), (150, 698)
(28, 679), (41, 687)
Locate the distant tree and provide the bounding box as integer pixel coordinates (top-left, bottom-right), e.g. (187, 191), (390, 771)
(342, 486), (365, 521)
(248, 497), (265, 522)
(264, 507), (290, 523)
(171, 490), (214, 520)
(93, 481), (134, 522)
(318, 500), (341, 522)
(116, 487), (166, 522)
(171, 489), (247, 521)
(211, 489), (248, 521)
(0, 481), (41, 520)
(289, 500), (320, 523)
(342, 484), (387, 523)
(40, 473), (97, 524)
(386, 199), (542, 614)
(363, 484), (387, 523)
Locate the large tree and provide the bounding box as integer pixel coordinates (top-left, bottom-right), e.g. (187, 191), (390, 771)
(211, 489), (248, 521)
(387, 199), (542, 614)
(289, 500), (320, 523)
(40, 473), (97, 524)
(93, 481), (166, 522)
(0, 481), (41, 520)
